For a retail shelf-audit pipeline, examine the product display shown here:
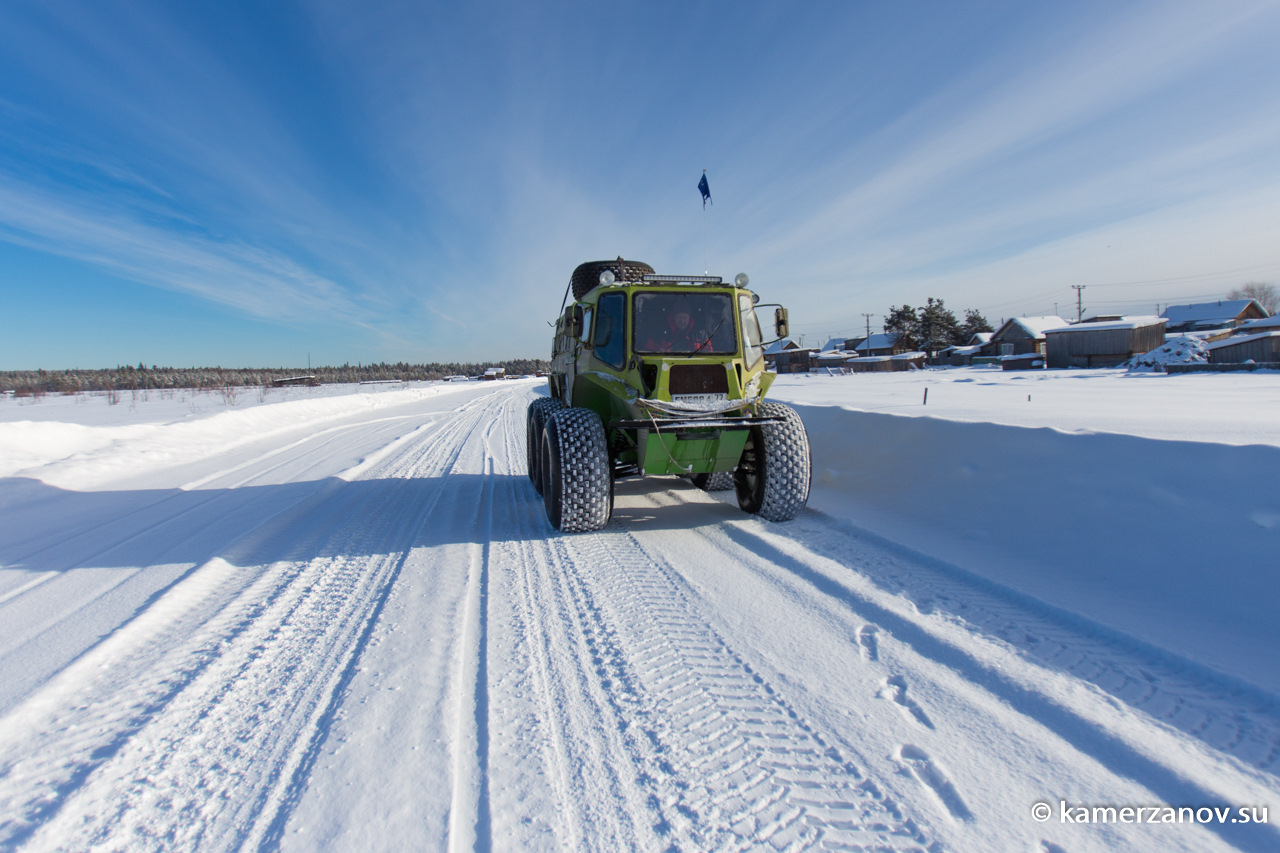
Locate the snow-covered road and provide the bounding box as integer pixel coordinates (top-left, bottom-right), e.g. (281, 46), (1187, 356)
(1, 378), (1277, 851)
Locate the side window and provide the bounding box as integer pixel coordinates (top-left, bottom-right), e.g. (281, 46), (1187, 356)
(592, 293), (626, 369)
(739, 294), (764, 368)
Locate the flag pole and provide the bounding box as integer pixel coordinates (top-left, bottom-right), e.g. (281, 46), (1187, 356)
(700, 169), (709, 274)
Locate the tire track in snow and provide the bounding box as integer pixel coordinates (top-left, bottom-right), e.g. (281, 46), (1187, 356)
(490, 390), (929, 850)
(506, 522), (928, 847)
(579, 530), (931, 851)
(0, 389), (507, 849)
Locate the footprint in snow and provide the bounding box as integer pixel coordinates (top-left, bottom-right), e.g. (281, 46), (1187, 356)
(898, 744), (971, 820)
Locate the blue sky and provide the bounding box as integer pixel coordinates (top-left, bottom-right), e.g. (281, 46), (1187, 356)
(3, 1), (1280, 369)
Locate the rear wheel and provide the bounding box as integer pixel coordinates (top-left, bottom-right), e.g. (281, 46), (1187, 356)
(735, 402), (811, 522)
(526, 396), (565, 494)
(541, 408), (613, 532)
(691, 471), (735, 491)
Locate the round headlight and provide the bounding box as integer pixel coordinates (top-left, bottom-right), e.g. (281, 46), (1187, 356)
(734, 272), (749, 288)
(599, 270), (616, 286)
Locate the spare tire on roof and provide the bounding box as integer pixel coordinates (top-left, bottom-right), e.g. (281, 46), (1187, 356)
(571, 258), (654, 300)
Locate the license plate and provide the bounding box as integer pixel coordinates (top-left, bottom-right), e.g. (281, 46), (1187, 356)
(672, 393), (729, 407)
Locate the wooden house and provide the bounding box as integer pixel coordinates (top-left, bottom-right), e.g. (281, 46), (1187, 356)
(846, 332), (904, 357)
(846, 352), (926, 373)
(985, 317), (1067, 357)
(1207, 331), (1280, 365)
(772, 347), (816, 374)
(1161, 300), (1266, 334)
(1045, 317), (1167, 368)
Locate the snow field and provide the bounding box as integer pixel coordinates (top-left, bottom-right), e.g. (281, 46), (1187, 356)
(0, 372), (1277, 851)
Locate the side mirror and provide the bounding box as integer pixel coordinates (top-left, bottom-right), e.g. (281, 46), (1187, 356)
(566, 304), (585, 339)
(774, 307), (789, 339)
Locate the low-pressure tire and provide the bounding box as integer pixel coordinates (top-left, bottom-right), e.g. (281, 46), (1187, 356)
(735, 402), (811, 522)
(526, 396), (565, 494)
(691, 471), (735, 491)
(570, 259), (654, 300)
(541, 407), (613, 532)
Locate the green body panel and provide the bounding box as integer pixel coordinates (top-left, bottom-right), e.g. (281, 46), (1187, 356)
(639, 429), (749, 475)
(550, 277), (780, 480)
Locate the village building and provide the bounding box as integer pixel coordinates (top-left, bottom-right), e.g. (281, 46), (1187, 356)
(941, 332), (994, 366)
(1161, 299), (1267, 335)
(983, 317), (1067, 357)
(1044, 317), (1167, 368)
(845, 352), (927, 373)
(763, 338), (801, 371)
(845, 332), (905, 357)
(1207, 330), (1280, 365)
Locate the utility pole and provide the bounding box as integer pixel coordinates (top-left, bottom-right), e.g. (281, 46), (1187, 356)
(862, 313), (874, 354)
(1071, 285), (1086, 323)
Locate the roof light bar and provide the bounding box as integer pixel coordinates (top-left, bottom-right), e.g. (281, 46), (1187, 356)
(641, 274), (723, 284)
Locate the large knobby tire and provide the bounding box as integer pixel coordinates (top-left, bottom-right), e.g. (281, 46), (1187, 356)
(691, 471), (735, 491)
(541, 407), (613, 532)
(526, 396), (565, 494)
(570, 259), (654, 300)
(735, 402), (811, 522)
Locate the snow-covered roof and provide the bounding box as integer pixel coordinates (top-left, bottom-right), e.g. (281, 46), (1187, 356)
(1236, 315), (1280, 333)
(764, 338), (799, 355)
(853, 333), (900, 352)
(997, 316), (1068, 339)
(968, 332), (993, 345)
(1043, 316), (1166, 334)
(821, 338), (847, 352)
(1162, 299), (1261, 325)
(891, 351), (926, 360)
(1207, 331), (1280, 350)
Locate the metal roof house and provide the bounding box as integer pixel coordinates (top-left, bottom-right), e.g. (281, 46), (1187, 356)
(846, 333), (904, 357)
(1205, 315), (1280, 365)
(1161, 300), (1266, 334)
(1044, 316), (1167, 368)
(1207, 331), (1280, 365)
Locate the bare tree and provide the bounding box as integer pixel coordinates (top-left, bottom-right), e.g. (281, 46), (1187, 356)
(1227, 281), (1279, 316)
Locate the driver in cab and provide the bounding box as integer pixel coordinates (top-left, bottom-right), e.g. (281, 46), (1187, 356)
(645, 299), (714, 353)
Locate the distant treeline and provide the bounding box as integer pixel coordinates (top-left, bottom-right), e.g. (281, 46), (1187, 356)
(1, 360), (550, 394)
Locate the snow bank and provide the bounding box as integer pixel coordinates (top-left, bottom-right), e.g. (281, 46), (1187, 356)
(0, 382), (485, 488)
(1126, 334), (1209, 370)
(794, 403), (1280, 695)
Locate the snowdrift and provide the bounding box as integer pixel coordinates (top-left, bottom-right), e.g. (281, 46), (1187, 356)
(796, 404), (1280, 696)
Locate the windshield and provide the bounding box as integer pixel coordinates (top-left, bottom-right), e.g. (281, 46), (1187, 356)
(633, 292), (738, 354)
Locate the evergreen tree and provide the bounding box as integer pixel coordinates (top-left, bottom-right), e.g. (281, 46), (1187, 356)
(882, 305), (919, 351)
(917, 297), (961, 355)
(959, 308), (994, 340)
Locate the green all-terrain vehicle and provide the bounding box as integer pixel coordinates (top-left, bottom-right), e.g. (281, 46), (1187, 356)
(527, 258), (811, 532)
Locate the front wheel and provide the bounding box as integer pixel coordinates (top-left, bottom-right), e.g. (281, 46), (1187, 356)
(735, 402), (811, 522)
(541, 407), (613, 532)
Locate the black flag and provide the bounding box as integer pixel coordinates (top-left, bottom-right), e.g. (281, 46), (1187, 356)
(698, 172), (711, 208)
